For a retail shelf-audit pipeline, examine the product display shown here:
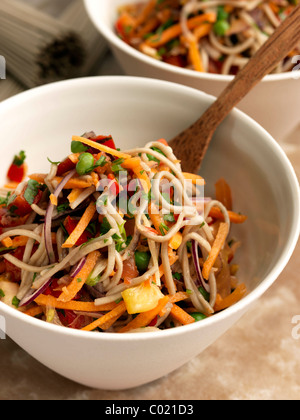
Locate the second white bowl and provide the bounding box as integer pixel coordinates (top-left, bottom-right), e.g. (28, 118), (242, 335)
(84, 0), (300, 141)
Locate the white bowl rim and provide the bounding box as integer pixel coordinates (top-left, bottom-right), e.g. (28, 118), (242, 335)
(0, 75), (299, 343)
(84, 0), (299, 84)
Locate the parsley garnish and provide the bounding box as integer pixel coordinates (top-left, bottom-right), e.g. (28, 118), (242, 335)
(13, 151), (26, 167)
(23, 180), (40, 205)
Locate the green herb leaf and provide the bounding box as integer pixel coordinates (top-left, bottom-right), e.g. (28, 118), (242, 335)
(13, 151), (26, 167)
(12, 296), (20, 308)
(23, 180), (40, 205)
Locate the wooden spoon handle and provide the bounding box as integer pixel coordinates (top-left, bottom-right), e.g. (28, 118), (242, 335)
(170, 5), (300, 173)
(201, 4), (300, 134)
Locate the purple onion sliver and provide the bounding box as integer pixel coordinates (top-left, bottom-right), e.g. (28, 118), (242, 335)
(44, 169), (77, 264)
(19, 277), (53, 307)
(191, 240), (210, 293)
(70, 256), (87, 278)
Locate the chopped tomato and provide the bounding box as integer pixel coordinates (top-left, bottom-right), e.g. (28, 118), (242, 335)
(164, 55), (187, 68)
(7, 164), (26, 184)
(0, 207), (27, 229)
(57, 309), (87, 329)
(122, 257), (139, 285)
(7, 151), (27, 183)
(149, 315), (158, 327)
(107, 173), (120, 196)
(57, 157), (76, 177)
(44, 279), (61, 299)
(44, 279), (82, 301)
(64, 216), (92, 246)
(4, 247), (25, 282)
(8, 188), (43, 217)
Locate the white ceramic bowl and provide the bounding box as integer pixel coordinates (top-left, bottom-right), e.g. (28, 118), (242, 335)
(84, 0), (300, 141)
(0, 76), (299, 390)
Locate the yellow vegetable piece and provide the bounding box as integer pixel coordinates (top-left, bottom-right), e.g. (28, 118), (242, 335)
(121, 281), (164, 315)
(169, 232), (183, 250)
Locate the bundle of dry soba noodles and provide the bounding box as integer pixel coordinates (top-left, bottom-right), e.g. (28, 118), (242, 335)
(0, 0), (107, 89)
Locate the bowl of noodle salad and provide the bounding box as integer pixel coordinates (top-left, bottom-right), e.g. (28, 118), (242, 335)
(0, 76), (298, 390)
(84, 0), (300, 141)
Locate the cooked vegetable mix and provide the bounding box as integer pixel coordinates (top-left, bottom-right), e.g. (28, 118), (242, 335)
(115, 0), (300, 75)
(0, 133), (247, 332)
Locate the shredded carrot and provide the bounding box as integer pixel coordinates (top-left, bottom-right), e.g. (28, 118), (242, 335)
(214, 283), (247, 312)
(4, 182), (19, 190)
(202, 222), (229, 280)
(269, 1), (280, 14)
(58, 250), (100, 302)
(10, 234), (57, 249)
(136, 16), (160, 38)
(121, 157), (141, 169)
(188, 38), (205, 72)
(169, 232), (183, 250)
(159, 291), (189, 317)
(67, 188), (83, 204)
(24, 306), (44, 317)
(50, 194), (58, 206)
(170, 304), (196, 325)
(193, 23), (213, 41)
(209, 207), (247, 224)
(148, 203), (163, 234)
(132, 0), (156, 29)
(145, 13), (217, 48)
(81, 301), (127, 332)
(1, 237), (13, 248)
(215, 178), (233, 211)
(119, 296), (169, 333)
(35, 294), (117, 312)
(68, 153), (80, 164)
(122, 157), (152, 193)
(62, 201), (96, 249)
(91, 171), (99, 188)
(72, 136), (131, 160)
(153, 247), (178, 283)
(29, 173), (92, 189)
(157, 138), (169, 146)
(182, 172), (205, 186)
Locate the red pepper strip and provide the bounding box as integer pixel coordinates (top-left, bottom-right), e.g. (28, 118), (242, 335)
(107, 173), (120, 196)
(86, 136), (116, 155)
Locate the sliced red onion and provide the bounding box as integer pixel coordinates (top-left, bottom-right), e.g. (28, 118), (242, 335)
(44, 169), (77, 264)
(191, 240), (210, 293)
(19, 277), (53, 307)
(70, 256), (87, 278)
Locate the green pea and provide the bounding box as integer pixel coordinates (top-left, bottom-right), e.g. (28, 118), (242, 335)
(135, 251), (151, 273)
(191, 312), (207, 322)
(76, 153), (94, 176)
(213, 20), (230, 37)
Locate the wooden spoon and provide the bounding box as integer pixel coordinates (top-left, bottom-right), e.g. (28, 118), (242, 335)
(169, 4), (300, 174)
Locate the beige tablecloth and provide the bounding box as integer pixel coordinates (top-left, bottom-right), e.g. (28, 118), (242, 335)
(0, 53), (299, 401)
